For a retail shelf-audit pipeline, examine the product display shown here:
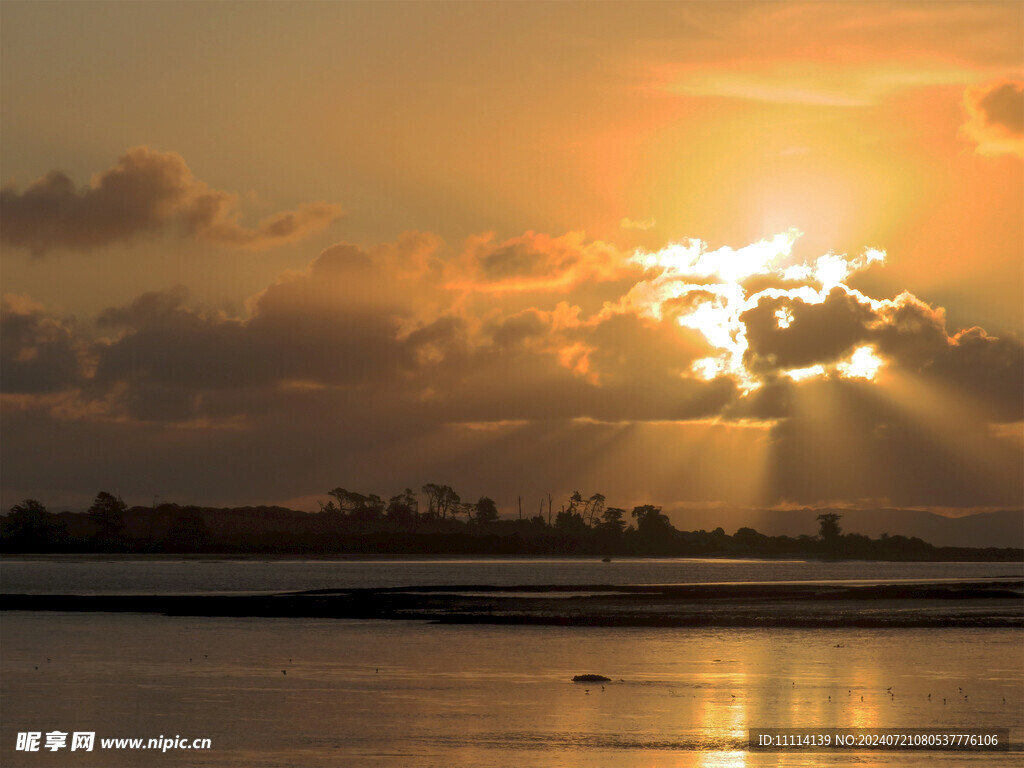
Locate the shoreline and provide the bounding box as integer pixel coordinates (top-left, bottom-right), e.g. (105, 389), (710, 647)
(4, 580), (1022, 628)
(3, 550), (1023, 563)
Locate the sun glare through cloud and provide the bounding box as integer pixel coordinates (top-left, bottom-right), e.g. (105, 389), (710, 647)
(622, 230), (889, 390)
(1, 1), (1021, 520)
(3, 2), (1024, 757)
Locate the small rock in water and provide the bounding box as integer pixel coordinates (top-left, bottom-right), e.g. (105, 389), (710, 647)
(573, 674), (611, 683)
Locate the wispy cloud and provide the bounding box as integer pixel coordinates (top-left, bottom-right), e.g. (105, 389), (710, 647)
(621, 217), (656, 231)
(662, 61), (976, 107)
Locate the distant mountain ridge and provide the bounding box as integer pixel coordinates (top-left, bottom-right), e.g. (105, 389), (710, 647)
(668, 507), (1024, 550)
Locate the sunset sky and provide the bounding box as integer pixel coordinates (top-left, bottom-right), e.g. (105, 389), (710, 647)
(2, 1), (1022, 521)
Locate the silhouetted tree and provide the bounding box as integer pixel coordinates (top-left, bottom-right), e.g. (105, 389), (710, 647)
(817, 513), (842, 542)
(166, 510), (211, 552)
(554, 508), (587, 533)
(583, 493), (606, 527)
(88, 492), (127, 548)
(473, 496), (499, 524)
(327, 488), (361, 517)
(442, 488), (461, 520)
(421, 484), (460, 520)
(598, 506), (626, 534)
(386, 489), (419, 525)
(630, 504), (659, 527)
(633, 504), (675, 538)
(734, 526), (767, 548)
(326, 488), (384, 523)
(2, 499), (68, 550)
(567, 491), (583, 518)
(351, 494), (385, 524)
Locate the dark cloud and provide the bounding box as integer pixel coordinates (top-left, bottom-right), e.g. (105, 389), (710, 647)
(928, 327), (1024, 422)
(742, 288), (874, 373)
(0, 147), (342, 255)
(479, 242), (558, 280)
(456, 231), (631, 292)
(732, 285), (1024, 422)
(97, 286), (193, 329)
(0, 296), (82, 393)
(490, 309), (550, 349)
(977, 81), (1024, 135)
(84, 237), (455, 422)
(723, 377), (795, 421)
(963, 79), (1024, 156)
(2, 230), (1021, 510)
(9, 232), (1020, 430)
(92, 296), (405, 421)
(72, 239), (732, 426)
(870, 295), (1024, 422)
(870, 293), (950, 367)
(582, 312), (710, 387)
(419, 350), (738, 425)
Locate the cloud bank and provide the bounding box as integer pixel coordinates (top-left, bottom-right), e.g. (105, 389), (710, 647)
(0, 148), (343, 255)
(2, 227), (1021, 509)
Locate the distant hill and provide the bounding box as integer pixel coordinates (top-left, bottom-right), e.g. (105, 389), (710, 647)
(668, 507), (1024, 550)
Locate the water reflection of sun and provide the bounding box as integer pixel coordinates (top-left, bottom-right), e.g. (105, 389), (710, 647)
(690, 666), (749, 766)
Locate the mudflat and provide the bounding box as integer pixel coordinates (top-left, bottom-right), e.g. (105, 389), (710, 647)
(4, 580), (1022, 628)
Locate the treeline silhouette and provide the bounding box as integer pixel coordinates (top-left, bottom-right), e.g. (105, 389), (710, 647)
(2, 489), (1021, 561)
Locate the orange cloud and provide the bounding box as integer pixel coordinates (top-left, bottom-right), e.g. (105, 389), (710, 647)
(8, 227), (1018, 432)
(962, 78), (1024, 157)
(0, 147), (343, 255)
(201, 201), (343, 250)
(1, 294), (83, 393)
(663, 60), (975, 107)
(4, 225), (1021, 510)
(448, 231), (633, 294)
(645, 1), (1018, 107)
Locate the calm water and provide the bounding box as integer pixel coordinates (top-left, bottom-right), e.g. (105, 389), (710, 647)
(2, 612), (1021, 767)
(2, 556), (1021, 595)
(3, 558), (1022, 765)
